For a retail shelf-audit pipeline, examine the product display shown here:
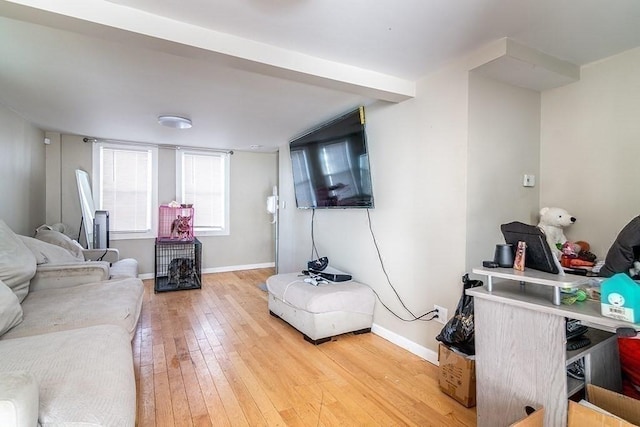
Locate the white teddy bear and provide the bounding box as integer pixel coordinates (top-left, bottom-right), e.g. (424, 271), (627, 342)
(537, 207), (576, 258)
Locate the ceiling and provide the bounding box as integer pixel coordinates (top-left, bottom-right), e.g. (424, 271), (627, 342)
(1, 0), (639, 152)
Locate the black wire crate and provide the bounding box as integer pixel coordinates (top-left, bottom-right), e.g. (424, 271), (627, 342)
(154, 238), (202, 293)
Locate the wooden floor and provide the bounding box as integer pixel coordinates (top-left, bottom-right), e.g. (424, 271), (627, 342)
(132, 268), (477, 426)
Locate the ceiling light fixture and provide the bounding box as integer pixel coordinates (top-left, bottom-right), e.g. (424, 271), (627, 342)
(157, 115), (192, 129)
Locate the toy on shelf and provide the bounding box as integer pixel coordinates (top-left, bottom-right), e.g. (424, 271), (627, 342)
(537, 206), (576, 258)
(560, 240), (597, 269)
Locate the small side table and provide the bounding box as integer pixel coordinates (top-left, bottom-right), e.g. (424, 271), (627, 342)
(154, 238), (202, 293)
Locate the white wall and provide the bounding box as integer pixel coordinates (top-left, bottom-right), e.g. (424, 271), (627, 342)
(540, 47), (640, 258)
(466, 72), (541, 269)
(278, 60), (471, 356)
(0, 104), (45, 235)
(47, 134), (278, 275)
(278, 47), (553, 358)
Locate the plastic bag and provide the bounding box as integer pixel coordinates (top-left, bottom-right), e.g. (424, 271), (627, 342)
(435, 274), (483, 355)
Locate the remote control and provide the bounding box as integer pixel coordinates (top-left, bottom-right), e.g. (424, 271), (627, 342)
(482, 260), (500, 268)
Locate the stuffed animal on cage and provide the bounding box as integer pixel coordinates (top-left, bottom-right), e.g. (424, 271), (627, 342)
(170, 215), (192, 240)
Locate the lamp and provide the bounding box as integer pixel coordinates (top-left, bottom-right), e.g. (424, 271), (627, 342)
(157, 115), (192, 129)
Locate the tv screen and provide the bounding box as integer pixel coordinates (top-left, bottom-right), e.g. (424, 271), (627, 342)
(289, 107), (374, 209)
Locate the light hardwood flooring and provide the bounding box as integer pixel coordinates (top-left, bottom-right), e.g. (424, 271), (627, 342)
(132, 268), (477, 426)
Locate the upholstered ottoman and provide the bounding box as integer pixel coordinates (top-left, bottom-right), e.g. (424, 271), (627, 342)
(266, 273), (375, 344)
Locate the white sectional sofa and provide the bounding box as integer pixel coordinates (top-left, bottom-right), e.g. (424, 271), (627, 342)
(0, 219), (143, 426)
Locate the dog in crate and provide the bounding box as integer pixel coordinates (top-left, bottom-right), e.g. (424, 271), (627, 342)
(167, 257), (196, 286)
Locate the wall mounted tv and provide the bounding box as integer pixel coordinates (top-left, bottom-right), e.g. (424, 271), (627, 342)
(289, 107), (374, 209)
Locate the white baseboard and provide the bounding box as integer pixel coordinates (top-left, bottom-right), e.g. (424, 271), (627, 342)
(371, 323), (439, 366)
(201, 262), (275, 274)
(138, 262), (275, 281)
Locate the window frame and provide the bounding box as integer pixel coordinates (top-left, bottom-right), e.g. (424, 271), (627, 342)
(175, 149), (230, 237)
(92, 142), (158, 240)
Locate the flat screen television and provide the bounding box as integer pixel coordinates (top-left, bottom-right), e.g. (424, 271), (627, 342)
(289, 107), (374, 209)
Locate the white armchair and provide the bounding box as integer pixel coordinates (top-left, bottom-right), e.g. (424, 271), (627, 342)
(18, 229), (138, 291)
(82, 248), (138, 279)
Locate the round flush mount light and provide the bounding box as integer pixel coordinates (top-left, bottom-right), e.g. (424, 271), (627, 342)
(157, 115), (192, 129)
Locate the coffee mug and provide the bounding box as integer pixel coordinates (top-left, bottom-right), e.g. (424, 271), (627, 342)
(494, 244), (514, 267)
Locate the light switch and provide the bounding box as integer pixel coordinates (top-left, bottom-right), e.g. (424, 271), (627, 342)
(523, 174), (535, 187)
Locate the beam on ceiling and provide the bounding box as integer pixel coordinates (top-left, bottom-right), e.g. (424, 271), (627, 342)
(0, 0), (415, 102)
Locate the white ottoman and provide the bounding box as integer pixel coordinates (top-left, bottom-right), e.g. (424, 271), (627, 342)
(266, 273), (375, 344)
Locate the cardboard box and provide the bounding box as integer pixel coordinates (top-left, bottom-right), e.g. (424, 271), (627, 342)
(510, 408), (544, 426)
(511, 385), (640, 426)
(579, 384), (640, 426)
(438, 343), (476, 407)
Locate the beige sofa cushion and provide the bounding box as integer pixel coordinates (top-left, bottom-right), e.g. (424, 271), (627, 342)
(0, 280), (22, 336)
(2, 277), (144, 340)
(0, 325), (136, 426)
(0, 371), (39, 427)
(0, 220), (35, 303)
(18, 235), (83, 264)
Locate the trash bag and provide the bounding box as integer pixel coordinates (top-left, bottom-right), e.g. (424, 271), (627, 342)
(435, 274), (483, 356)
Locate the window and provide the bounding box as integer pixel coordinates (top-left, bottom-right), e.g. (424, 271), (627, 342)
(92, 142), (158, 240)
(176, 150), (230, 236)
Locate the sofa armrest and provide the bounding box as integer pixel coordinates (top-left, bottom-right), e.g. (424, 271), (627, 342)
(0, 371), (39, 427)
(30, 262), (109, 291)
(83, 248), (120, 263)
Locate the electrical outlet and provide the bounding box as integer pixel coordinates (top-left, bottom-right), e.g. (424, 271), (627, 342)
(434, 305), (448, 324)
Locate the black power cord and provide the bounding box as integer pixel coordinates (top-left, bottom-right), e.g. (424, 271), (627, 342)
(307, 207), (439, 322)
(310, 208), (321, 261)
(366, 209), (439, 322)
(95, 249), (109, 262)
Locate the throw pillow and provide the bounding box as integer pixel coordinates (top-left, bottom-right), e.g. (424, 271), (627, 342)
(0, 219), (36, 303)
(34, 229), (85, 260)
(0, 279), (23, 335)
(18, 236), (83, 264)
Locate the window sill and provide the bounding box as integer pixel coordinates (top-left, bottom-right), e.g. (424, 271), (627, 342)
(195, 229), (229, 237)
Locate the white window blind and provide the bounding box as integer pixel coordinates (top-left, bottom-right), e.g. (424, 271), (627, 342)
(93, 143), (157, 239)
(177, 150), (230, 235)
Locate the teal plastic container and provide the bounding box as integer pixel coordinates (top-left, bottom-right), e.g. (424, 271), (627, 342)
(601, 273), (640, 323)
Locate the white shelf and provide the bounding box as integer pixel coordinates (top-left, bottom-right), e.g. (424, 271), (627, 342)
(567, 376), (584, 397)
(566, 329), (618, 398)
(470, 265), (624, 426)
(472, 267), (592, 305)
(566, 329), (615, 365)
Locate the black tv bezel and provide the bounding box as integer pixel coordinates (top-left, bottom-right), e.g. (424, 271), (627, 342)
(289, 107), (374, 210)
(500, 221), (560, 274)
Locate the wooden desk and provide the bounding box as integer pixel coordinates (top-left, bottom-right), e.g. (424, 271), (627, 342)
(467, 268), (639, 427)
